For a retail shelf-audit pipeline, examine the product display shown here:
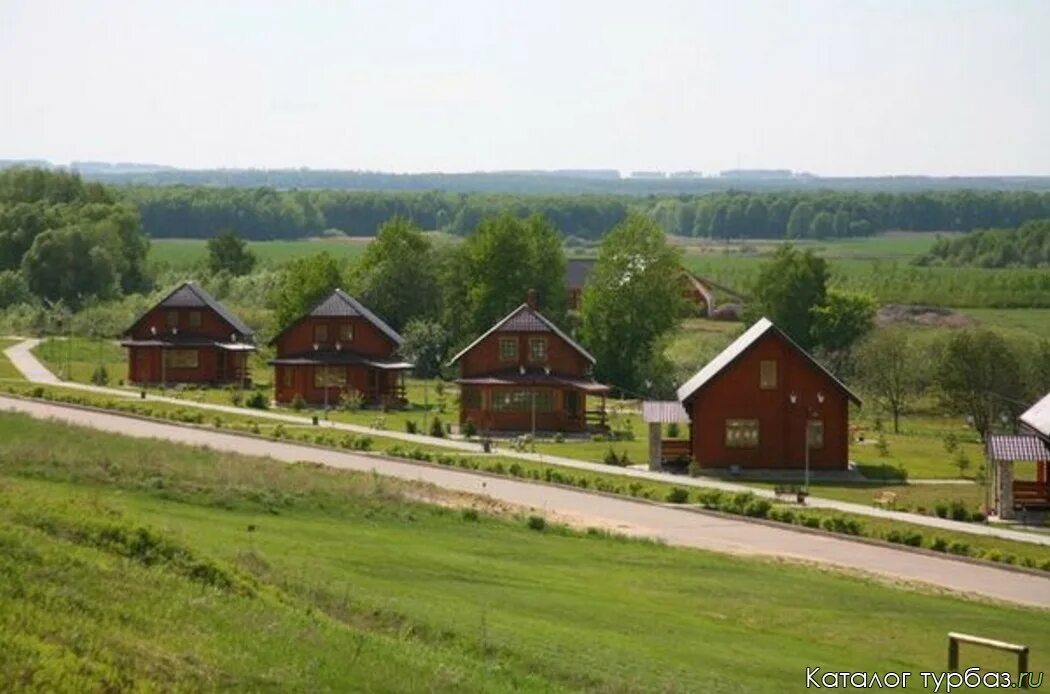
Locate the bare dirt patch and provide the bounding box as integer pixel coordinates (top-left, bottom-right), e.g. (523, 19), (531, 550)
(876, 304), (974, 329)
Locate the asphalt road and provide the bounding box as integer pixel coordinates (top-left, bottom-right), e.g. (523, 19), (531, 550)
(2, 395), (1049, 608)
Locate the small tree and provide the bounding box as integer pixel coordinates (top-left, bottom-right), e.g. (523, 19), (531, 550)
(856, 330), (924, 433)
(934, 330), (1025, 441)
(954, 449), (971, 479)
(942, 432), (959, 455)
(430, 416), (446, 438)
(207, 231), (257, 276)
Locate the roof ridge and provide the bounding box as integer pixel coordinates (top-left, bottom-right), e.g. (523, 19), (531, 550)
(447, 303), (595, 365)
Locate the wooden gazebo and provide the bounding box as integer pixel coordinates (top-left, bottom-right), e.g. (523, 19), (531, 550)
(985, 435), (1050, 520)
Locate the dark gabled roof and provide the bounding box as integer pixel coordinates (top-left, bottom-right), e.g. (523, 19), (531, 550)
(676, 317), (862, 405)
(565, 258), (596, 289)
(268, 289), (403, 347)
(448, 303), (595, 365)
(125, 281), (254, 337)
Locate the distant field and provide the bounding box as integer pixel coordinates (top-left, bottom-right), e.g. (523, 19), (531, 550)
(149, 237), (375, 269)
(675, 230), (953, 260)
(3, 413), (1047, 691)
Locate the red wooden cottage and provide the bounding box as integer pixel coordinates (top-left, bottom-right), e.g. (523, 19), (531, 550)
(448, 296), (609, 433)
(268, 289), (412, 407)
(121, 281), (256, 386)
(675, 317), (861, 472)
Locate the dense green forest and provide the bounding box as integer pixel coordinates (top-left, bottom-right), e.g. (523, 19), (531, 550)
(917, 219), (1050, 268)
(123, 184), (1050, 241)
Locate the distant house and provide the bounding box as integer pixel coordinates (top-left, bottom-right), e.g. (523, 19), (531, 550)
(268, 289), (412, 407)
(120, 281), (256, 386)
(448, 293), (609, 433)
(675, 318), (861, 471)
(564, 258), (715, 316)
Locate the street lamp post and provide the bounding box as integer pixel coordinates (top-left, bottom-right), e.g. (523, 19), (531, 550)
(789, 390), (825, 497)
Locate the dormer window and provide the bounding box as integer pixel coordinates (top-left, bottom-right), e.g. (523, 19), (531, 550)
(499, 338), (517, 361)
(314, 324), (329, 344)
(529, 338), (548, 362)
(339, 324), (354, 342)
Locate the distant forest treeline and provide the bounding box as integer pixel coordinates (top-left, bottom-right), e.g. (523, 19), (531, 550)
(122, 185), (1050, 241)
(917, 219), (1050, 268)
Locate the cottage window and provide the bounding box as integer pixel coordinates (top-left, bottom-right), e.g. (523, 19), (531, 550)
(339, 323), (354, 343)
(492, 389), (552, 412)
(164, 349), (199, 370)
(529, 338), (548, 362)
(807, 419), (825, 449)
(725, 419), (759, 449)
(313, 366), (346, 388)
(166, 311), (179, 328)
(759, 360), (777, 390)
(499, 338), (517, 361)
(313, 324), (329, 344)
(460, 387), (481, 409)
(188, 311), (202, 329)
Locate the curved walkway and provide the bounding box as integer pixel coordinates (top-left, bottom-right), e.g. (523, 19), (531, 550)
(2, 395), (1049, 608)
(4, 337), (1048, 548)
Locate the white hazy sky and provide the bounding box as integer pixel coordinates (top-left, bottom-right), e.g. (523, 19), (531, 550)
(1, 0), (1047, 175)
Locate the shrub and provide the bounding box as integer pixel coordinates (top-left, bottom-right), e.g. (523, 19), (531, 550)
(90, 364), (109, 386)
(933, 503), (949, 519)
(665, 487), (690, 504)
(604, 448), (627, 467)
(430, 417), (445, 438)
(290, 394), (306, 411)
(339, 389), (364, 411)
(769, 508), (797, 524)
(245, 391), (269, 410)
(948, 500), (970, 522)
(212, 416), (224, 429)
(947, 541), (972, 557)
(666, 422), (680, 438)
(687, 458), (702, 477)
(999, 553), (1017, 565)
(875, 434), (889, 457)
(930, 537), (949, 552)
(885, 530), (923, 547)
(462, 418), (477, 438)
(743, 499), (772, 519)
(370, 416), (386, 430)
(984, 549), (1003, 563)
(800, 515), (821, 529)
(721, 492), (755, 515)
(696, 489), (722, 509)
(970, 510), (986, 523)
(461, 508), (479, 522)
(553, 432), (565, 443)
(229, 389), (244, 406)
(526, 515), (546, 531)
(405, 420), (418, 435)
(508, 463), (524, 477)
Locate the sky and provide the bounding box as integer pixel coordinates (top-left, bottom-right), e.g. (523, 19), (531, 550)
(1, 0), (1047, 176)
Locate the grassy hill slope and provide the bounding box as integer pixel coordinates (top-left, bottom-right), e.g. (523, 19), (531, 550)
(0, 412), (1046, 692)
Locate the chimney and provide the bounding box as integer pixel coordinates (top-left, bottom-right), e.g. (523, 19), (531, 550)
(526, 288), (538, 310)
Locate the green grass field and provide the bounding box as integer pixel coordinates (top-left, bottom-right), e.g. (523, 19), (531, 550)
(1, 412), (1047, 691)
(148, 237), (375, 270)
(0, 339), (21, 381)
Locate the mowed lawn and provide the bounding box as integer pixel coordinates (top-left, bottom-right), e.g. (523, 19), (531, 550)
(0, 412), (1047, 692)
(0, 339), (22, 381)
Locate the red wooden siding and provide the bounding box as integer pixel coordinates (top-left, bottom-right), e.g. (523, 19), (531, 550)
(685, 331), (851, 471)
(458, 331), (591, 379)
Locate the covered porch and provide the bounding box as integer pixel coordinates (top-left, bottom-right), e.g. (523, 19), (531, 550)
(121, 336), (256, 386)
(986, 434), (1050, 520)
(641, 401), (692, 471)
(456, 370), (609, 433)
(270, 351), (412, 407)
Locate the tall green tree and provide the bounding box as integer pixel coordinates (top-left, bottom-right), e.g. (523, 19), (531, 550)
(933, 330), (1025, 441)
(270, 252), (344, 329)
(445, 213), (567, 339)
(810, 290), (876, 354)
(748, 245), (829, 350)
(207, 231), (257, 276)
(20, 226), (118, 306)
(580, 214), (685, 395)
(352, 217), (440, 331)
(855, 329), (925, 433)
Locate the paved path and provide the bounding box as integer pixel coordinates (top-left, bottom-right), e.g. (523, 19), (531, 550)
(2, 395), (1048, 608)
(4, 337), (1049, 548)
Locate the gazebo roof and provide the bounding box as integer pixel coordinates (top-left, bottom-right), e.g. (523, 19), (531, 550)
(986, 434), (1050, 462)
